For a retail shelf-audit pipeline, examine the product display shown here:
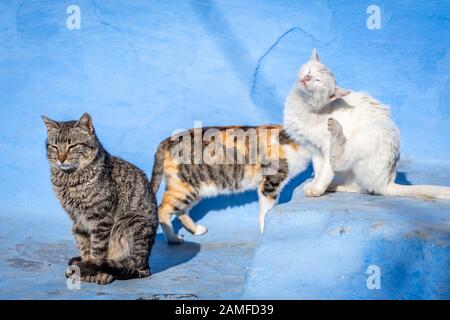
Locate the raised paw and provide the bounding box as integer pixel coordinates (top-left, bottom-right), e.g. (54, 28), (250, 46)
(168, 234), (184, 245)
(68, 256), (82, 266)
(194, 224), (208, 236)
(95, 273), (115, 285)
(303, 182), (326, 197)
(327, 118), (343, 137)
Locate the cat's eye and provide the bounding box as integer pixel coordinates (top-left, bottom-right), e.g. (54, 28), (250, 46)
(48, 144), (58, 150)
(315, 79), (321, 82)
(67, 143), (80, 151)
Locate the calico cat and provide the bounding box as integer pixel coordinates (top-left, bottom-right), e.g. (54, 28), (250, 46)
(42, 113), (158, 284)
(284, 48), (450, 200)
(150, 124), (309, 243)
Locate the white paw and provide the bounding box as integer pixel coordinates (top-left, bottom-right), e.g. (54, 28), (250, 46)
(168, 234), (184, 245)
(194, 224), (208, 236)
(303, 182), (326, 197)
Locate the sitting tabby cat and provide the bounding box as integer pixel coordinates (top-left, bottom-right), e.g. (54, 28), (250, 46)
(150, 125), (309, 243)
(42, 113), (158, 284)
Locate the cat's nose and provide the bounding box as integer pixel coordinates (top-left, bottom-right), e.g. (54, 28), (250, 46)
(300, 74), (311, 85)
(58, 153), (67, 163)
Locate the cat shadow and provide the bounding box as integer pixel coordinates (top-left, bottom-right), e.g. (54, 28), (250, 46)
(172, 191), (259, 234)
(150, 233), (201, 274)
(395, 171), (412, 185)
(279, 164), (314, 204)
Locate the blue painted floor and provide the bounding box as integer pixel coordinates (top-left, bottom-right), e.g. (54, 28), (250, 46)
(1, 0), (449, 299)
(0, 193), (261, 299)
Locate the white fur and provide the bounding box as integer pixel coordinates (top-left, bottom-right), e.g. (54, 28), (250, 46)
(257, 188), (276, 234)
(194, 224), (208, 236)
(283, 49), (450, 200)
(198, 182), (221, 198)
(257, 146), (310, 234)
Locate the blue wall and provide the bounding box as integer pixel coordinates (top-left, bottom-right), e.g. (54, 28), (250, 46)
(1, 0), (449, 215)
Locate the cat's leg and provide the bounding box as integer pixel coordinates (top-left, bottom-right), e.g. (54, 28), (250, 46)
(327, 118), (347, 172)
(257, 188), (276, 234)
(73, 218), (115, 283)
(67, 224), (103, 283)
(311, 153), (324, 183)
(176, 211), (208, 236)
(69, 223), (91, 265)
(304, 152), (335, 197)
(159, 202), (185, 244)
(73, 214), (156, 284)
(89, 215), (114, 260)
(159, 181), (202, 243)
(258, 162), (288, 233)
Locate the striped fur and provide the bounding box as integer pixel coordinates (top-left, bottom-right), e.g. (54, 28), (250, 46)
(151, 125), (310, 242)
(43, 113), (158, 284)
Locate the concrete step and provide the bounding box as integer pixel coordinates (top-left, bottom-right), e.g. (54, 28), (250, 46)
(243, 161), (450, 299)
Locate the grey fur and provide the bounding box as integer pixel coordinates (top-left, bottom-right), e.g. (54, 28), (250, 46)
(43, 113), (158, 284)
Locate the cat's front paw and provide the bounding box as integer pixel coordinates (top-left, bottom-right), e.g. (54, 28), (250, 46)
(68, 256), (82, 266)
(168, 234), (184, 245)
(303, 182), (326, 197)
(194, 224), (208, 236)
(95, 273), (115, 285)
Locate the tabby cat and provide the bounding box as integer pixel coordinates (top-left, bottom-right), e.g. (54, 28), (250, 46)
(150, 125), (309, 243)
(42, 113), (158, 285)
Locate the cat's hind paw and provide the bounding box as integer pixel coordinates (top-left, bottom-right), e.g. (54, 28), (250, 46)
(327, 118), (344, 137)
(194, 224), (208, 236)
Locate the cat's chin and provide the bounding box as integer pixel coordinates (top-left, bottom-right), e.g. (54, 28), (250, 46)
(56, 164), (77, 172)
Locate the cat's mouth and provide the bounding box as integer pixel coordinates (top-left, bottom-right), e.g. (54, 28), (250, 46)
(56, 162), (76, 171)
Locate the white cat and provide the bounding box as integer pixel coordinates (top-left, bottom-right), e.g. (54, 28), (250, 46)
(284, 48), (450, 200)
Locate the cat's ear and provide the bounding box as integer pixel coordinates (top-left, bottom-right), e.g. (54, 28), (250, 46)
(75, 112), (94, 135)
(330, 86), (350, 102)
(41, 115), (59, 131)
(310, 48), (319, 62)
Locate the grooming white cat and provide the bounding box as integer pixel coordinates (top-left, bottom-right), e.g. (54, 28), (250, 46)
(284, 48), (450, 200)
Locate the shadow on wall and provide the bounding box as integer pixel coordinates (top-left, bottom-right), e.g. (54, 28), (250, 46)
(190, 0), (280, 116)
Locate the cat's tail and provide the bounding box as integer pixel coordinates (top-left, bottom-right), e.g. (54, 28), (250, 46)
(75, 258), (150, 280)
(383, 183), (450, 200)
(150, 140), (168, 194)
